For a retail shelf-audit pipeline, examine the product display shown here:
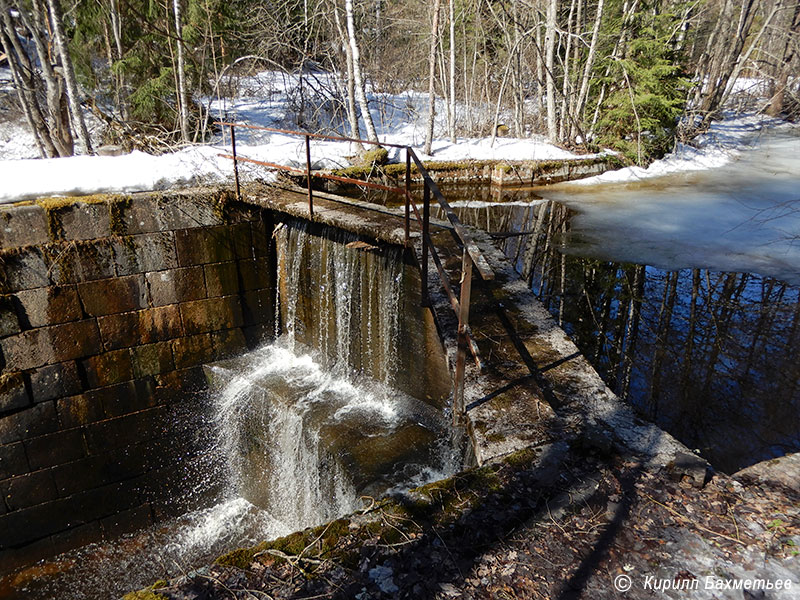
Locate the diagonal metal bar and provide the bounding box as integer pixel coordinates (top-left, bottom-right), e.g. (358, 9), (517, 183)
(407, 148), (494, 281)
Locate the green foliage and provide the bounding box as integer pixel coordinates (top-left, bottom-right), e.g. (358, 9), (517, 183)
(592, 2), (692, 164)
(68, 0), (253, 140)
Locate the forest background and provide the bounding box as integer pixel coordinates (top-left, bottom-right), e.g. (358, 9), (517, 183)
(1, 0), (798, 166)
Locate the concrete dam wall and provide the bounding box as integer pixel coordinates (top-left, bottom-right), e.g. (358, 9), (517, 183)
(0, 189), (275, 571)
(0, 188), (448, 573)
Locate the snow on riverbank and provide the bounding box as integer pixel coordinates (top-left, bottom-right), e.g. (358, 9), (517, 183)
(569, 111), (798, 185)
(0, 70), (580, 204)
(0, 69), (794, 204)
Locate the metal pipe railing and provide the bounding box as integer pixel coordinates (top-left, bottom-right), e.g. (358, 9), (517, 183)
(216, 121), (494, 425)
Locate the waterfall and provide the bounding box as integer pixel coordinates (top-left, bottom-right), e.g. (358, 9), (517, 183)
(6, 220), (456, 600)
(274, 220), (403, 386)
(202, 219), (455, 534)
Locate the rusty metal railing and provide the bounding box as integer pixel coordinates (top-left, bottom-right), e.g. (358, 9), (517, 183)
(215, 121), (494, 425)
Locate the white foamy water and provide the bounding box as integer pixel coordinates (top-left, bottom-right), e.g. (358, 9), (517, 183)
(6, 220), (457, 599)
(208, 339), (451, 530)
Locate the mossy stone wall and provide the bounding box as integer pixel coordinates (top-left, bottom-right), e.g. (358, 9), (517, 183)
(0, 188), (276, 573)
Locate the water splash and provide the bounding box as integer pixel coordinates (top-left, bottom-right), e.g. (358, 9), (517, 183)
(208, 339), (450, 533)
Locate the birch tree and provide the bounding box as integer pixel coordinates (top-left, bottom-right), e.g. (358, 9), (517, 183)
(332, 0), (362, 144)
(173, 0), (190, 142)
(544, 0), (558, 142)
(448, 0), (456, 142)
(424, 0), (442, 155)
(46, 0), (93, 154)
(344, 0), (378, 143)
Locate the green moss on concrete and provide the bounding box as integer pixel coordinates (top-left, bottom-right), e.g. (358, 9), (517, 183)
(216, 517), (355, 569)
(36, 194), (110, 241)
(130, 446), (543, 598)
(360, 147), (389, 165)
(122, 584), (169, 600)
(108, 195), (133, 236)
(504, 446), (538, 468)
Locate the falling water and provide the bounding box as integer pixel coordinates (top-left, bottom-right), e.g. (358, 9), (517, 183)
(207, 341), (451, 534)
(4, 219), (456, 599)
(275, 220), (404, 385)
(201, 219), (456, 532)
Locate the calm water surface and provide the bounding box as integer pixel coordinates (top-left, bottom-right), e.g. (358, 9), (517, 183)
(432, 132), (800, 473)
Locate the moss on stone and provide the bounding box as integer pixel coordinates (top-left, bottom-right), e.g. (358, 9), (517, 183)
(216, 517), (355, 569)
(360, 147), (389, 166)
(121, 585), (169, 600)
(504, 447), (538, 468)
(108, 195), (133, 236)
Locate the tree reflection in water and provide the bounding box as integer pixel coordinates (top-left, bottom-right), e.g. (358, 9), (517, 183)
(440, 199), (800, 474)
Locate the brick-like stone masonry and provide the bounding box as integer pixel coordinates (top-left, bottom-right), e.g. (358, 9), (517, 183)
(0, 189), (276, 572)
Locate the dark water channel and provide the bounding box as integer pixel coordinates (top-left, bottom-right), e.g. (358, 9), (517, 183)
(348, 133), (800, 473)
(448, 198), (799, 474)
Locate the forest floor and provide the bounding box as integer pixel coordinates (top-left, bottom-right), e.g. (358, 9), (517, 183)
(128, 439), (800, 600)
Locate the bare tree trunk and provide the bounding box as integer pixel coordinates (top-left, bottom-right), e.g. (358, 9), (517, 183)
(558, 0), (577, 141)
(448, 0), (456, 142)
(694, 0), (757, 124)
(512, 0), (524, 135)
(0, 1), (60, 157)
(173, 0), (190, 141)
(345, 0), (378, 143)
(108, 0), (128, 120)
(332, 0), (362, 145)
(424, 0), (442, 154)
(590, 0), (638, 135)
(544, 0), (558, 141)
(535, 18), (544, 124)
(573, 0), (604, 141)
(0, 26), (49, 157)
(20, 0), (74, 156)
(767, 1), (800, 116)
(46, 0), (93, 154)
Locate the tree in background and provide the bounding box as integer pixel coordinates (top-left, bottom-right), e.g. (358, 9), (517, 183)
(592, 1), (690, 163)
(1, 0), (798, 160)
(0, 0), (92, 156)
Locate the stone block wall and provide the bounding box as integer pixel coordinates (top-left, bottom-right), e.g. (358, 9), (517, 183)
(0, 189), (275, 572)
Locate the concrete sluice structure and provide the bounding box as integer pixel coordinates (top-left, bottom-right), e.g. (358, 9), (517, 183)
(0, 182), (710, 594)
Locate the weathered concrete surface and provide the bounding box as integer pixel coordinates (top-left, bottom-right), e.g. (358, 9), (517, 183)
(323, 155), (622, 188)
(735, 452), (800, 495)
(240, 182), (698, 471)
(466, 227), (702, 469)
(0, 188), (275, 573)
(122, 443), (799, 600)
(405, 218), (699, 472)
(243, 183), (414, 247)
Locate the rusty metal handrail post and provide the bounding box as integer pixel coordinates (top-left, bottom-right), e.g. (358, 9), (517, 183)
(305, 135), (314, 219)
(229, 125), (241, 201)
(453, 249), (473, 426)
(421, 180), (431, 307)
(404, 149), (411, 246)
